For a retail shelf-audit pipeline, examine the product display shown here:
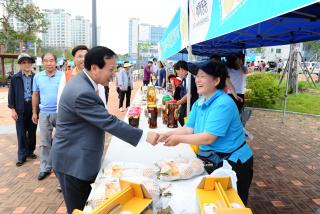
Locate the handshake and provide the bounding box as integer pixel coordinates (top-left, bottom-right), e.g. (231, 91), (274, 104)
(146, 131), (180, 147)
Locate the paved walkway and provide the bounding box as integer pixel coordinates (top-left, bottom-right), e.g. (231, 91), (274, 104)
(0, 84), (320, 213)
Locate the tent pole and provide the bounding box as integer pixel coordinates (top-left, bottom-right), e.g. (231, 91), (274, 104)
(283, 44), (294, 123)
(186, 0), (192, 116)
(187, 45), (192, 116)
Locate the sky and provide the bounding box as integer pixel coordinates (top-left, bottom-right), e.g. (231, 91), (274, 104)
(34, 0), (180, 54)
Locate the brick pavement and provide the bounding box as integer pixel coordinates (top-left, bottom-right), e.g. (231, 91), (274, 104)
(0, 81), (141, 214)
(246, 110), (320, 214)
(1, 83), (320, 213)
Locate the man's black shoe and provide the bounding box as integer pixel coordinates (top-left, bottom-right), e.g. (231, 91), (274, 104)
(57, 184), (62, 192)
(16, 158), (26, 167)
(38, 171), (51, 180)
(16, 159), (26, 167)
(27, 154), (37, 159)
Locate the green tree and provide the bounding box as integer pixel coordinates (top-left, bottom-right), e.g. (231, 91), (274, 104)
(140, 41), (151, 54)
(0, 0), (23, 52)
(251, 47), (264, 54)
(15, 3), (48, 54)
(304, 40), (320, 55)
(117, 53), (129, 61)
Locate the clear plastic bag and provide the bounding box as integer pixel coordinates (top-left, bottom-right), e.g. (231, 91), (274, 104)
(210, 160), (238, 191)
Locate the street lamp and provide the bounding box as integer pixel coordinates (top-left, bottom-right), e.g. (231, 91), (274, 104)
(92, 0), (97, 47)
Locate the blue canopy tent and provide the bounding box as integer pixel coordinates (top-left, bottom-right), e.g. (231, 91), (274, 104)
(177, 0), (320, 56)
(186, 4), (320, 56)
(160, 0), (320, 118)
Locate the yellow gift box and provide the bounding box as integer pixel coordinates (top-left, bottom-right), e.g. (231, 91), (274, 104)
(196, 176), (252, 214)
(73, 180), (153, 214)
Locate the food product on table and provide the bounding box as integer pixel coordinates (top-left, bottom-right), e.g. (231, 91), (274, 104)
(128, 107), (141, 128)
(147, 104), (158, 129)
(156, 158), (204, 181)
(167, 100), (179, 128)
(87, 180), (120, 209)
(162, 96), (172, 125)
(147, 85), (156, 105)
(88, 162), (161, 210)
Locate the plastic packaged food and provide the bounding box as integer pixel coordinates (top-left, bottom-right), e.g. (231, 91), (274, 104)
(156, 158), (204, 181)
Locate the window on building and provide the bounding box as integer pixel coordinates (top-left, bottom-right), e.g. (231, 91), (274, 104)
(276, 49), (281, 54)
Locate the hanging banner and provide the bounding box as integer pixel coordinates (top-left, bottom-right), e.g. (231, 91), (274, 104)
(189, 0), (213, 46)
(159, 8), (182, 60)
(180, 0), (189, 48)
(159, 0), (189, 60)
(189, 0), (318, 45)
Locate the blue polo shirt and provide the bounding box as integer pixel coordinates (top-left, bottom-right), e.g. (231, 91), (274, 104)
(185, 89), (253, 163)
(32, 70), (62, 113)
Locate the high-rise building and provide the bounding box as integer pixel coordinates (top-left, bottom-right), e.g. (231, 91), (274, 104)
(42, 9), (72, 48)
(129, 18), (139, 58)
(71, 16), (90, 48)
(128, 18), (166, 61)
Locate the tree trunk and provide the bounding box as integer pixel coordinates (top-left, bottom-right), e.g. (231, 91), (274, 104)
(289, 50), (298, 93)
(11, 59), (15, 74)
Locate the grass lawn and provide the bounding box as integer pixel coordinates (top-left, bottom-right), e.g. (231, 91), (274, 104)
(273, 92), (320, 115)
(246, 72), (320, 115)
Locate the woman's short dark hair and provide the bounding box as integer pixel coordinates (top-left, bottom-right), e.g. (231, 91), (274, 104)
(72, 45), (89, 57)
(159, 61), (164, 68)
(214, 62), (228, 89)
(197, 61), (228, 89)
(42, 52), (57, 62)
(226, 55), (239, 70)
(168, 73), (176, 80)
(173, 60), (188, 71)
(84, 46), (116, 70)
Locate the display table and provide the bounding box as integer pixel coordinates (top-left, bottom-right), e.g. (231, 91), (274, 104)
(84, 90), (202, 213)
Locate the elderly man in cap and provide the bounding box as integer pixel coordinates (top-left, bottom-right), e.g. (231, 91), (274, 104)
(118, 61), (133, 112)
(8, 53), (38, 167)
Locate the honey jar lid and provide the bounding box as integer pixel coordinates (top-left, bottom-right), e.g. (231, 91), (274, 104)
(147, 104), (157, 108)
(162, 95), (172, 101)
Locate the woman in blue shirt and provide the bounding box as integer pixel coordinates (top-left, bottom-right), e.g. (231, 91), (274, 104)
(158, 61), (167, 88)
(158, 60), (253, 205)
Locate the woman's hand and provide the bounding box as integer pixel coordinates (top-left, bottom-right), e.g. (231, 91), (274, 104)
(164, 135), (181, 146)
(157, 133), (170, 143)
(236, 95), (243, 103)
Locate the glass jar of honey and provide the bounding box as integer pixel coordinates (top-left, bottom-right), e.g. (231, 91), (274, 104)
(147, 85), (156, 105)
(167, 100), (178, 128)
(147, 104), (158, 129)
(162, 96), (172, 125)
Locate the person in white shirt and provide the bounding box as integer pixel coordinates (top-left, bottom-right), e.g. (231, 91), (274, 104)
(152, 58), (159, 86)
(226, 54), (247, 113)
(57, 45), (107, 110)
(118, 62), (133, 112)
(277, 59), (284, 73)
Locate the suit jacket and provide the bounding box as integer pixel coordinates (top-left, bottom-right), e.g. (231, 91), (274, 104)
(8, 71), (35, 113)
(51, 71), (143, 181)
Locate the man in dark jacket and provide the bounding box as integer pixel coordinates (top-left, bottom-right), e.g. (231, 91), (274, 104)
(173, 60), (199, 126)
(8, 53), (37, 167)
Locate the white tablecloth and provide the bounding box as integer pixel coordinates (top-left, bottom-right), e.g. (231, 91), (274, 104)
(84, 91), (203, 213)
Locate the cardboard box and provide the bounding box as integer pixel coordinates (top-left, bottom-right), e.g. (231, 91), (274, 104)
(73, 179), (153, 214)
(196, 176), (252, 214)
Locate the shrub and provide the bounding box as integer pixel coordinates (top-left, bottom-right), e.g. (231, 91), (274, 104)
(246, 73), (285, 108)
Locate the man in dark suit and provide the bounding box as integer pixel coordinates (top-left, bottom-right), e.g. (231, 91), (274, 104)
(51, 46), (158, 214)
(8, 53), (37, 167)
